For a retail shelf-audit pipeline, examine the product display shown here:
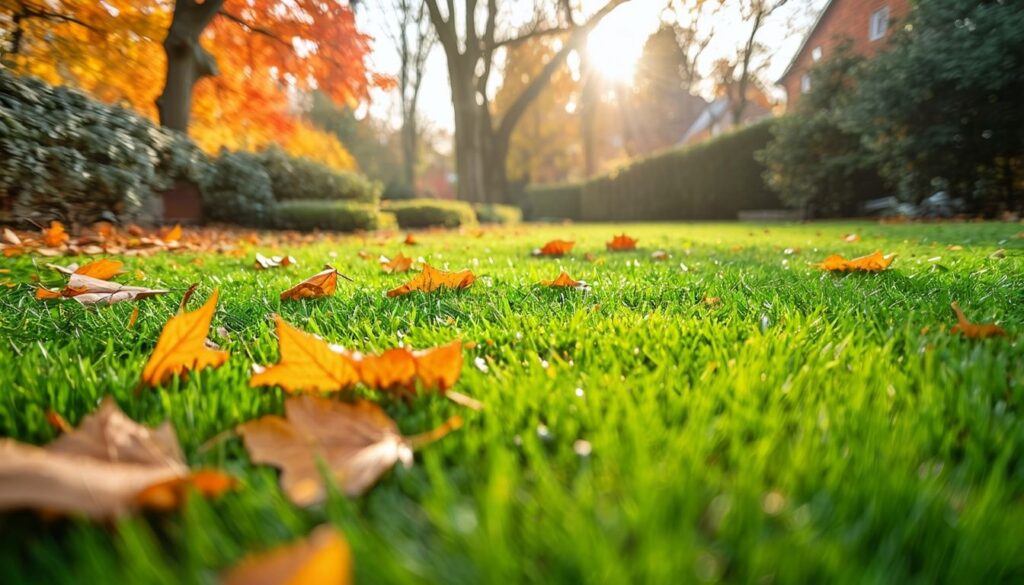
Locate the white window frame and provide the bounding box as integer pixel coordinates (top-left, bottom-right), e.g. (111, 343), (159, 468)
(800, 73), (812, 93)
(812, 46), (823, 62)
(869, 7), (890, 41)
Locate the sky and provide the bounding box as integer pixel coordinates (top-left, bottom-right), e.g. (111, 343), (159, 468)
(356, 0), (829, 135)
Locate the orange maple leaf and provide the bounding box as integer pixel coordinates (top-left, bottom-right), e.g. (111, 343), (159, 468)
(223, 525), (352, 585)
(817, 251), (895, 272)
(379, 253), (414, 274)
(533, 240), (574, 257)
(42, 220), (69, 247)
(404, 233), (418, 245)
(950, 302), (1008, 339)
(386, 264), (475, 297)
(606, 234), (638, 251)
(48, 258), (125, 280)
(540, 271), (586, 289)
(250, 315), (360, 393)
(140, 290), (229, 387)
(280, 266), (347, 301)
(350, 340), (464, 393)
(161, 224), (183, 243)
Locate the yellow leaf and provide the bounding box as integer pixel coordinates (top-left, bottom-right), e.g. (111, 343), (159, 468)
(250, 315), (360, 393)
(140, 290), (229, 387)
(223, 525), (352, 585)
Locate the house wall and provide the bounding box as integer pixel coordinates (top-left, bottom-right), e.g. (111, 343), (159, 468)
(781, 0), (910, 110)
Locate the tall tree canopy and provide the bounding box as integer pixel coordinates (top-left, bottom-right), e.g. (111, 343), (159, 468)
(0, 0), (379, 169)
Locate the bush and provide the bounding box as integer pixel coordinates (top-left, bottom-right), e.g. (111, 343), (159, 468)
(475, 203), (522, 225)
(200, 151), (275, 227)
(521, 183), (583, 221)
(0, 70), (209, 224)
(384, 199), (477, 229)
(273, 200), (384, 232)
(260, 146), (380, 204)
(578, 121), (783, 221)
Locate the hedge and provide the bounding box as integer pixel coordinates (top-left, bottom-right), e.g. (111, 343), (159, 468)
(580, 120), (783, 221)
(199, 151), (274, 227)
(519, 121), (784, 222)
(273, 200), (385, 232)
(475, 203), (522, 225)
(260, 146), (381, 204)
(0, 70), (208, 224)
(384, 199), (477, 229)
(521, 183), (583, 221)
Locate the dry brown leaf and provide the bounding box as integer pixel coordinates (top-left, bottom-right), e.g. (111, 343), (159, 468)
(533, 240), (574, 257)
(251, 315), (360, 393)
(281, 266), (345, 301)
(379, 253), (414, 274)
(2, 228), (21, 246)
(817, 251), (895, 273)
(950, 302), (1008, 339)
(607, 234), (638, 251)
(140, 290), (229, 387)
(255, 253), (297, 270)
(0, 398), (233, 518)
(238, 395), (462, 503)
(223, 525), (351, 585)
(842, 233), (861, 242)
(36, 273), (170, 305)
(386, 264), (475, 297)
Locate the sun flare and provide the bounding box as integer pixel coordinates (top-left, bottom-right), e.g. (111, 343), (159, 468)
(585, 5), (658, 83)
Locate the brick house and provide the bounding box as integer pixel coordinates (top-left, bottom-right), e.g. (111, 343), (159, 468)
(778, 0), (910, 110)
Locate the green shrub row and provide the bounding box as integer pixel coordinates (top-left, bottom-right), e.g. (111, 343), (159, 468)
(384, 199), (477, 229)
(272, 200), (388, 232)
(520, 121), (784, 221)
(474, 203), (522, 225)
(259, 146), (381, 204)
(0, 70), (209, 224)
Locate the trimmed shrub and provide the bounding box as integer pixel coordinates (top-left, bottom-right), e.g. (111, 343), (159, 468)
(274, 200), (383, 232)
(475, 203), (522, 225)
(0, 70), (208, 224)
(384, 199), (477, 229)
(200, 151), (274, 227)
(260, 145), (381, 204)
(521, 183), (583, 221)
(579, 120), (783, 221)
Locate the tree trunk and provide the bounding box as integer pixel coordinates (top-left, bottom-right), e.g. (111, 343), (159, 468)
(449, 72), (489, 202)
(156, 0), (222, 132)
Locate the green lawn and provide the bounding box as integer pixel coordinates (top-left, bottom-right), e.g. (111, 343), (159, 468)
(1, 221), (1023, 584)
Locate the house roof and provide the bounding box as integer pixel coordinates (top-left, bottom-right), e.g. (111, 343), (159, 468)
(678, 97), (730, 144)
(777, 0), (836, 85)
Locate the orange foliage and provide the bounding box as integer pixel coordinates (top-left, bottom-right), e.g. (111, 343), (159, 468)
(817, 251), (895, 273)
(533, 240), (575, 257)
(606, 234), (638, 251)
(950, 302), (1008, 339)
(386, 264), (476, 297)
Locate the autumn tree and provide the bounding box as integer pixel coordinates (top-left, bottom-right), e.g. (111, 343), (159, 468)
(425, 0), (629, 203)
(387, 0), (435, 192)
(724, 0), (787, 125)
(494, 36), (580, 184)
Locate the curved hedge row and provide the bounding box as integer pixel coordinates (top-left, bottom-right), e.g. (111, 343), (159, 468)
(260, 146), (381, 204)
(384, 199), (477, 229)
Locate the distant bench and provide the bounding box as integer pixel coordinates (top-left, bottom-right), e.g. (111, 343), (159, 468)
(737, 209), (802, 222)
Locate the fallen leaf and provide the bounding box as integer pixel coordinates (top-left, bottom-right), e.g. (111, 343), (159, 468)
(238, 395), (461, 503)
(990, 249), (1006, 259)
(2, 228), (21, 246)
(281, 266), (346, 301)
(140, 290), (229, 387)
(223, 525), (351, 585)
(179, 282), (200, 312)
(43, 221), (69, 247)
(161, 224), (183, 243)
(817, 251), (895, 273)
(386, 264), (475, 297)
(704, 296), (721, 306)
(251, 315), (360, 393)
(404, 233), (417, 245)
(36, 273), (170, 305)
(350, 340), (464, 394)
(651, 250), (670, 261)
(0, 398), (232, 518)
(540, 271), (589, 291)
(255, 253), (297, 270)
(607, 234), (638, 251)
(842, 233), (861, 242)
(533, 240), (574, 257)
(379, 253), (414, 274)
(950, 302), (1007, 339)
(47, 258), (124, 280)
(948, 245), (964, 251)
